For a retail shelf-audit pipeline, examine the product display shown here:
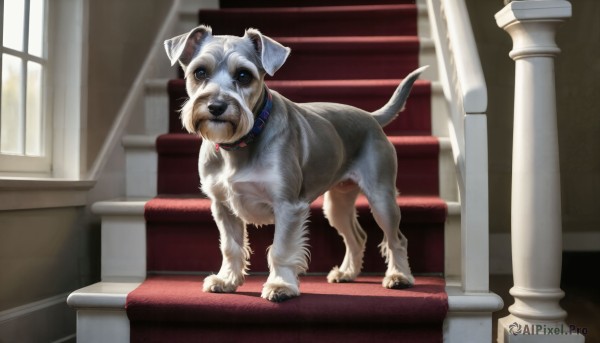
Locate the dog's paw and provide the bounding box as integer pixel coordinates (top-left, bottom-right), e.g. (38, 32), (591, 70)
(261, 280), (300, 302)
(327, 266), (357, 283)
(382, 273), (415, 290)
(203, 274), (239, 293)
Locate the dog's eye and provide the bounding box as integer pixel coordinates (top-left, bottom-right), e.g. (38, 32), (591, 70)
(194, 68), (208, 81)
(235, 69), (253, 86)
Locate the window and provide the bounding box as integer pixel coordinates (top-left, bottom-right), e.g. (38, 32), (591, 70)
(0, 0), (91, 210)
(0, 0), (50, 174)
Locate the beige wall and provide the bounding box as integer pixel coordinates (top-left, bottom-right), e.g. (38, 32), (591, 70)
(0, 208), (91, 311)
(0, 207), (96, 341)
(86, 0), (173, 172)
(0, 2), (173, 342)
(555, 1), (600, 234)
(466, 0), (600, 234)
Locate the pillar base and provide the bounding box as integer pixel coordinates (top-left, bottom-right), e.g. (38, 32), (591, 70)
(498, 315), (586, 343)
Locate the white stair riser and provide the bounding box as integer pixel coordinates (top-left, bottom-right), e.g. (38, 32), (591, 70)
(144, 80), (170, 135)
(99, 213), (147, 282)
(76, 310), (129, 343)
(123, 136), (158, 198)
(68, 282), (502, 343)
(126, 149), (157, 198)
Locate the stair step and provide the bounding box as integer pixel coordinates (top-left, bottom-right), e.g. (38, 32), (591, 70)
(126, 275), (447, 342)
(155, 134), (441, 196)
(220, 0), (415, 8)
(68, 280), (503, 343)
(272, 36), (421, 80)
(144, 195), (446, 274)
(199, 5), (417, 37)
(168, 79), (433, 135)
(155, 134), (201, 195)
(174, 36), (425, 81)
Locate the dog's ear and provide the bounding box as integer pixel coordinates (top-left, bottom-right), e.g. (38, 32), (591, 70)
(244, 28), (291, 76)
(164, 25), (212, 68)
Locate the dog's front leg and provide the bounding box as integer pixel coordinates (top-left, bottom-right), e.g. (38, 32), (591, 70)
(261, 201), (310, 302)
(203, 201), (250, 293)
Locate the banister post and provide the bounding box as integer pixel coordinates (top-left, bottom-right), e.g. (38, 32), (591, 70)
(495, 1), (585, 342)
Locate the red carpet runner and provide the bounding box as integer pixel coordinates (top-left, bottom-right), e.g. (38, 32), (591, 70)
(128, 276), (447, 343)
(127, 1), (448, 342)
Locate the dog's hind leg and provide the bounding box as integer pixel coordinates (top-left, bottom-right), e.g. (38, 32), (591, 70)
(364, 187), (415, 289)
(203, 201), (251, 294)
(261, 201), (310, 302)
(323, 185), (366, 283)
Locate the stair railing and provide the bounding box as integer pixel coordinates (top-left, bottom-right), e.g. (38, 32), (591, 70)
(427, 0), (490, 293)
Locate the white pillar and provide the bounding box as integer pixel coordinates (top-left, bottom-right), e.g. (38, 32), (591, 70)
(495, 1), (584, 342)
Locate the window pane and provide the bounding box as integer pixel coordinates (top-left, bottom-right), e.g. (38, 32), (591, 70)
(3, 0), (25, 51)
(28, 0), (45, 57)
(26, 61), (42, 156)
(1, 54), (24, 154)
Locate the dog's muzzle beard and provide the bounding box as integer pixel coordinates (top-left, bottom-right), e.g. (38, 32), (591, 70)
(183, 86), (272, 151)
(182, 90), (255, 145)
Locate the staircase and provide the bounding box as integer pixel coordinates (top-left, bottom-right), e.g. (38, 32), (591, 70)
(68, 0), (503, 342)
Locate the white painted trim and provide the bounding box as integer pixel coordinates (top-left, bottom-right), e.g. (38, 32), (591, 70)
(0, 178), (95, 210)
(91, 199), (148, 216)
(428, 0), (490, 293)
(0, 0), (88, 178)
(417, 1), (437, 81)
(416, 2), (430, 38)
(52, 334), (76, 343)
(123, 135), (158, 197)
(144, 80), (170, 135)
(496, 1), (573, 328)
(563, 232), (600, 251)
(461, 115), (489, 292)
(444, 314), (494, 343)
(443, 286), (503, 342)
(446, 201), (460, 216)
(490, 232), (513, 275)
(92, 200), (149, 281)
(438, 0), (486, 114)
(180, 0), (219, 13)
(67, 282), (143, 343)
(75, 310), (130, 343)
(67, 282), (140, 309)
(439, 137), (458, 202)
(418, 38), (437, 81)
(0, 292), (69, 323)
(67, 281), (504, 343)
(495, 0), (572, 29)
(49, 0), (89, 179)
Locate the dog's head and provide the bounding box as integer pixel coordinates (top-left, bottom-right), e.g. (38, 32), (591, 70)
(164, 25), (290, 144)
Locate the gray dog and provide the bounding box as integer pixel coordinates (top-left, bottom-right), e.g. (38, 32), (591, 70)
(165, 25), (427, 302)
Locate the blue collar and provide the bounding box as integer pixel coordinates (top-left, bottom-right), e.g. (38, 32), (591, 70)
(216, 88), (273, 152)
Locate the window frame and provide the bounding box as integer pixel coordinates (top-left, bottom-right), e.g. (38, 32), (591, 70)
(0, 0), (52, 175)
(0, 0), (91, 210)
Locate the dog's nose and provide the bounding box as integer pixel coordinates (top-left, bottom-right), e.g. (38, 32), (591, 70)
(208, 101), (228, 116)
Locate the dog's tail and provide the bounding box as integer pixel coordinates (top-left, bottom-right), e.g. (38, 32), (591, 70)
(371, 65), (429, 127)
